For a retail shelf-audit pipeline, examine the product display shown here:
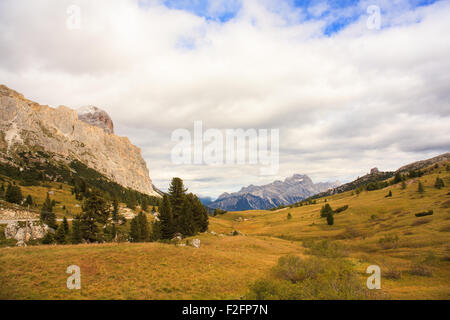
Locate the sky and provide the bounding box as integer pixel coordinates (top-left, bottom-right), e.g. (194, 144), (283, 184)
(0, 0), (449, 198)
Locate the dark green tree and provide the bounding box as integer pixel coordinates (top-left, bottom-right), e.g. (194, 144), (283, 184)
(327, 212), (334, 225)
(55, 223), (67, 244)
(168, 177), (187, 227)
(130, 216), (140, 242)
(287, 213), (292, 220)
(40, 193), (57, 229)
(434, 177), (445, 189)
(401, 181), (407, 190)
(418, 181), (424, 194)
(137, 211), (149, 241)
(79, 192), (111, 243)
(141, 198), (148, 212)
(320, 203), (333, 218)
(5, 184), (22, 204)
(71, 216), (82, 244)
(112, 198), (119, 223)
(25, 194), (33, 206)
(159, 194), (175, 239)
(62, 216), (70, 235)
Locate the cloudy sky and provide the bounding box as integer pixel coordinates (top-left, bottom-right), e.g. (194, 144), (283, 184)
(1, 0), (449, 198)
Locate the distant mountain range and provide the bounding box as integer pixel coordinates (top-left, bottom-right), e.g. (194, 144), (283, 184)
(208, 174), (340, 211)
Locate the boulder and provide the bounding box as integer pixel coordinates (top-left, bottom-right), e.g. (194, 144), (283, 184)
(191, 238), (201, 248)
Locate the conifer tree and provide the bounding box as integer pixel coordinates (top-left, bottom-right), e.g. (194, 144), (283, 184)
(418, 181), (425, 194)
(112, 199), (119, 223)
(55, 223), (67, 244)
(401, 181), (407, 189)
(159, 194), (175, 239)
(434, 177), (445, 189)
(71, 216), (82, 244)
(141, 198), (148, 212)
(5, 184), (22, 204)
(137, 211), (149, 241)
(168, 177), (187, 227)
(130, 216), (140, 242)
(40, 193), (57, 229)
(79, 192), (111, 242)
(62, 216), (69, 235)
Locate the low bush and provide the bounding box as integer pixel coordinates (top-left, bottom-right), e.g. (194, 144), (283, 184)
(378, 234), (399, 250)
(247, 255), (379, 300)
(409, 263), (432, 277)
(415, 210), (433, 217)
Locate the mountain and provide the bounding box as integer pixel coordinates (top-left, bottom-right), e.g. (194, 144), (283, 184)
(209, 174), (339, 211)
(0, 84), (160, 197)
(310, 153), (450, 199)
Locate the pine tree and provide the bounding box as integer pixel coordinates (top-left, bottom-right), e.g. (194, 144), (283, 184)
(40, 193), (57, 229)
(25, 195), (33, 206)
(159, 194), (175, 239)
(418, 181), (424, 194)
(401, 181), (407, 190)
(180, 198), (195, 236)
(287, 213), (292, 220)
(112, 199), (119, 222)
(79, 192), (111, 243)
(141, 198), (148, 212)
(55, 223), (67, 244)
(150, 221), (162, 241)
(62, 216), (69, 235)
(168, 177), (187, 227)
(137, 211), (149, 241)
(5, 184), (22, 204)
(327, 212), (334, 225)
(191, 194), (208, 233)
(130, 216), (140, 242)
(71, 216), (82, 244)
(434, 177), (445, 189)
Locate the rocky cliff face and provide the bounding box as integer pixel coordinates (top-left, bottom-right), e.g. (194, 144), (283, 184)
(210, 174), (340, 211)
(0, 85), (159, 197)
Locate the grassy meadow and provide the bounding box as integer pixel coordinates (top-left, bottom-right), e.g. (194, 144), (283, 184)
(0, 162), (449, 299)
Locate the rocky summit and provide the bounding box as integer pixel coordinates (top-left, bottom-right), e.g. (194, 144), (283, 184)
(0, 85), (160, 197)
(209, 174), (340, 211)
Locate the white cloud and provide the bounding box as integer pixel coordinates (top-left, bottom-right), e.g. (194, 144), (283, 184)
(0, 0), (449, 197)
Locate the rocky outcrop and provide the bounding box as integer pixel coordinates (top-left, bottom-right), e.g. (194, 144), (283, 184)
(0, 85), (160, 197)
(210, 174), (339, 211)
(4, 221), (52, 244)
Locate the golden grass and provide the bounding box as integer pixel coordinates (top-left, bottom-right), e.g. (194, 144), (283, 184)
(0, 163), (449, 299)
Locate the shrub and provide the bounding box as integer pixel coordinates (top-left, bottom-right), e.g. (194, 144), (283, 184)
(409, 264), (432, 277)
(415, 210), (433, 217)
(247, 256), (374, 300)
(326, 212), (334, 225)
(334, 205), (348, 213)
(378, 234), (399, 250)
(287, 213), (292, 220)
(383, 263), (402, 279)
(320, 204), (333, 218)
(303, 240), (347, 258)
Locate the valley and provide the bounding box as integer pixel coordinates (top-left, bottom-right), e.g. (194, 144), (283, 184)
(1, 159), (449, 299)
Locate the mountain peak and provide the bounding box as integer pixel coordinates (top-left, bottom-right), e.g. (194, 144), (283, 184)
(77, 105), (114, 134)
